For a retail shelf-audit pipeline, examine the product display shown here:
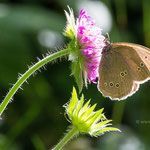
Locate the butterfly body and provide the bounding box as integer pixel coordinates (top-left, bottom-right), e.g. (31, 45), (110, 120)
(98, 42), (150, 100)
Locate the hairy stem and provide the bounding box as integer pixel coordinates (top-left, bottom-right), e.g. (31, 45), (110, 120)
(0, 48), (71, 116)
(52, 126), (79, 150)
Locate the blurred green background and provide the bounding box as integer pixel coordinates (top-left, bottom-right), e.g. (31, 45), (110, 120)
(0, 0), (150, 149)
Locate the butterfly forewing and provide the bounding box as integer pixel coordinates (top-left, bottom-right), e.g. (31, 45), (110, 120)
(112, 43), (150, 83)
(133, 44), (150, 72)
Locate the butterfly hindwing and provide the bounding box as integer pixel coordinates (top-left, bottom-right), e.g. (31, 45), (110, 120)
(98, 50), (134, 100)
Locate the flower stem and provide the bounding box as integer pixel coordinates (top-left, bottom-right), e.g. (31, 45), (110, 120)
(0, 48), (71, 116)
(52, 126), (79, 150)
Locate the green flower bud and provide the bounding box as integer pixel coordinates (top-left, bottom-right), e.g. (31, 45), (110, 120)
(64, 87), (120, 136)
(64, 6), (77, 39)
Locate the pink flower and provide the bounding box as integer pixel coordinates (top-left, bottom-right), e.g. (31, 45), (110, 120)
(64, 7), (106, 89)
(77, 9), (106, 83)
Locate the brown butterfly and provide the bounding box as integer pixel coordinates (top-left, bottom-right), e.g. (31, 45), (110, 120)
(98, 41), (150, 100)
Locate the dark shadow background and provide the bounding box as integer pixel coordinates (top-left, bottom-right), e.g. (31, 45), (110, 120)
(0, 0), (150, 150)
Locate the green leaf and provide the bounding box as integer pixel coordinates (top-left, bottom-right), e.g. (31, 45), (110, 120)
(78, 99), (91, 117)
(92, 120), (112, 130)
(68, 87), (78, 117)
(95, 113), (106, 122)
(93, 127), (121, 136)
(86, 108), (104, 125)
(80, 104), (97, 121)
(69, 38), (76, 51)
(74, 94), (84, 119)
(71, 60), (83, 93)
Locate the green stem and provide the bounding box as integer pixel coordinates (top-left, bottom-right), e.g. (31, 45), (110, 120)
(108, 101), (126, 150)
(52, 126), (79, 150)
(0, 48), (71, 116)
(112, 101), (126, 125)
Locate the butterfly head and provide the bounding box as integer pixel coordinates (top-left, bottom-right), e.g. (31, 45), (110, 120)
(101, 34), (111, 54)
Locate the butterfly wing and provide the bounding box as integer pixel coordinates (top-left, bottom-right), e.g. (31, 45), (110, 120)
(98, 42), (150, 100)
(98, 50), (134, 100)
(112, 43), (150, 82)
(130, 82), (140, 96)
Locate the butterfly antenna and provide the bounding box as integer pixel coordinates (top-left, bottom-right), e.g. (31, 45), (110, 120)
(104, 33), (111, 46)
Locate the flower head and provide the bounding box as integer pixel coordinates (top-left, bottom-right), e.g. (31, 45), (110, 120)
(77, 9), (106, 83)
(64, 7), (106, 92)
(64, 87), (120, 136)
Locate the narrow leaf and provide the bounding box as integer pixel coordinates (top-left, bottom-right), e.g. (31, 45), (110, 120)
(94, 127), (121, 136)
(86, 108), (104, 125)
(68, 87), (78, 117)
(71, 60), (83, 93)
(92, 120), (112, 130)
(78, 99), (91, 117)
(80, 104), (97, 121)
(74, 94), (84, 118)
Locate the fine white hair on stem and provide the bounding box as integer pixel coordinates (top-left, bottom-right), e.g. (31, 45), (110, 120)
(0, 47), (71, 117)
(13, 48), (68, 96)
